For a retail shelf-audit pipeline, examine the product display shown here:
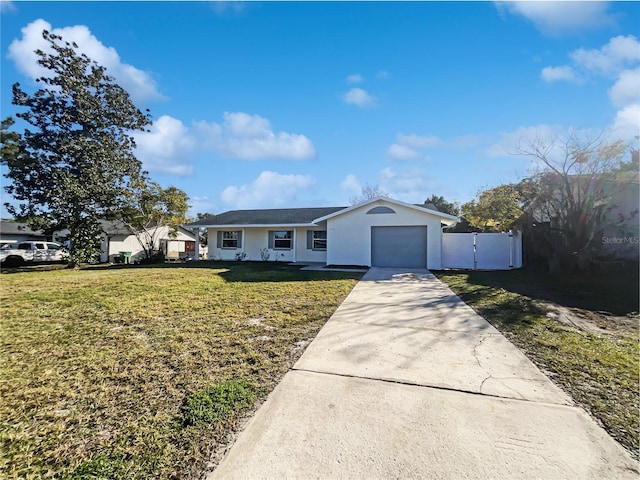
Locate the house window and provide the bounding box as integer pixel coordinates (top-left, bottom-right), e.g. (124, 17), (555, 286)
(273, 230), (292, 250)
(222, 231), (240, 249)
(366, 206), (396, 214)
(312, 231), (327, 250)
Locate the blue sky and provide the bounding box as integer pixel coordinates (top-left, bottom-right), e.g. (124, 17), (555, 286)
(1, 1), (639, 217)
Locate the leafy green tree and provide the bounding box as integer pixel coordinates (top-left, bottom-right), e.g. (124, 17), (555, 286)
(0, 117), (21, 165)
(461, 184), (523, 232)
(423, 194), (460, 216)
(2, 30), (151, 265)
(120, 181), (190, 258)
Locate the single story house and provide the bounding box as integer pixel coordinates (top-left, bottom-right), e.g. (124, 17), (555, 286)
(188, 197), (459, 269)
(0, 220), (48, 244)
(99, 220), (198, 263)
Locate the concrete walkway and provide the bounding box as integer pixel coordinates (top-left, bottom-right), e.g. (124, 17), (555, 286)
(210, 268), (638, 479)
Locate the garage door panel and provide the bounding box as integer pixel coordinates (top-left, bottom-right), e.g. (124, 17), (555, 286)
(371, 226), (427, 268)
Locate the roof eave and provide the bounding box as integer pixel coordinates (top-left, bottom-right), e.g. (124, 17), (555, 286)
(313, 197), (461, 223)
(193, 223), (320, 228)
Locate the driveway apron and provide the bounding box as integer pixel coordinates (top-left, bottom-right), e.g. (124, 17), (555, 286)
(210, 268), (638, 479)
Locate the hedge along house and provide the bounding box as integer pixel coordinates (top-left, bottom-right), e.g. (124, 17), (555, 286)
(189, 197), (459, 269)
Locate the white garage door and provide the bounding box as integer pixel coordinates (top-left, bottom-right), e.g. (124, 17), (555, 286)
(371, 226), (428, 268)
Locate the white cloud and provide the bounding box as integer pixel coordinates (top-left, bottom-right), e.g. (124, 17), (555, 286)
(343, 88), (376, 108)
(540, 36), (640, 142)
(8, 19), (164, 104)
(609, 68), (640, 108)
(386, 133), (440, 161)
(571, 35), (640, 76)
(378, 167), (438, 203)
(134, 115), (196, 176)
(386, 144), (425, 161)
(340, 174), (361, 195)
(612, 104), (640, 140)
(221, 171), (315, 209)
(346, 73), (363, 84)
(135, 111), (316, 176)
(541, 65), (579, 83)
(211, 1), (247, 16)
(486, 124), (562, 158)
(194, 112), (315, 160)
(1, 1), (16, 13)
(495, 1), (614, 36)
(396, 133), (441, 149)
(376, 70), (389, 79)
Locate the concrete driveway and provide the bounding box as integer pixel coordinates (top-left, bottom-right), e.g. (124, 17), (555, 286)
(210, 268), (638, 479)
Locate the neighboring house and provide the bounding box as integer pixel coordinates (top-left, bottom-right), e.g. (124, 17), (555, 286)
(188, 197), (459, 269)
(99, 220), (197, 263)
(0, 220), (48, 243)
(601, 172), (639, 259)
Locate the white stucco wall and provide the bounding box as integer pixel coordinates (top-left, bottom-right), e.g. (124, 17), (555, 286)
(208, 227), (328, 263)
(325, 200), (445, 269)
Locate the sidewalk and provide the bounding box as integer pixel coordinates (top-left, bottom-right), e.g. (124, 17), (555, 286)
(209, 268), (638, 479)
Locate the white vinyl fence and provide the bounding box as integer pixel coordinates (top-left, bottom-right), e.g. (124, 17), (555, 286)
(442, 231), (523, 270)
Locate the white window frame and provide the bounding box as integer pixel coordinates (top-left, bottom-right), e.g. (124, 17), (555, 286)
(312, 230), (327, 250)
(222, 231), (240, 249)
(273, 230), (293, 250)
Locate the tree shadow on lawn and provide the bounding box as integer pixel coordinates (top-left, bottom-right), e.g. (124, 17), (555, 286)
(437, 263), (639, 316)
(85, 261), (365, 283)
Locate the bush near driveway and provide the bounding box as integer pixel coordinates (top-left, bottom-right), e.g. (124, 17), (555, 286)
(0, 262), (362, 479)
(435, 267), (639, 460)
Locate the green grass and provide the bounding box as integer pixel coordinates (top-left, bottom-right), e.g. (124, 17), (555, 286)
(435, 268), (639, 459)
(0, 262), (362, 479)
(453, 262), (640, 315)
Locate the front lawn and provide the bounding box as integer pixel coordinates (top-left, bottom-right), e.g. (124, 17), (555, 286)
(0, 262), (362, 479)
(435, 266), (639, 459)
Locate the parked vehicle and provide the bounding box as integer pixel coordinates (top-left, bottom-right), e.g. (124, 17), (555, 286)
(0, 241), (67, 267)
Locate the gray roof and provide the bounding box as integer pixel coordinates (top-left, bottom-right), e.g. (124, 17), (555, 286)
(99, 219), (131, 235)
(187, 207), (347, 226)
(0, 221), (45, 236)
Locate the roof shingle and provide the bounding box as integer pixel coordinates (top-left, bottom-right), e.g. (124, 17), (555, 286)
(187, 207), (347, 226)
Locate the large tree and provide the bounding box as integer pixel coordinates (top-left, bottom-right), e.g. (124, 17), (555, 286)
(515, 130), (634, 272)
(461, 184), (523, 233)
(423, 194), (460, 216)
(120, 181), (190, 259)
(2, 30), (151, 264)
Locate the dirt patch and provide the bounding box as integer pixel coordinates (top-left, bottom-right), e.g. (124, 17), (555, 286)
(535, 300), (639, 338)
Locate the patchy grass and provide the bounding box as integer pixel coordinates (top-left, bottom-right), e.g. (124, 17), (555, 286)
(0, 262), (362, 479)
(455, 262), (640, 316)
(435, 268), (639, 459)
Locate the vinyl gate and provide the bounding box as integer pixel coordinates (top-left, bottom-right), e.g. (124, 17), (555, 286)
(442, 231), (522, 270)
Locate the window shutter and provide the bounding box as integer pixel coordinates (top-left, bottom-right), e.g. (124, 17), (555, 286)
(268, 231), (274, 249)
(237, 231), (243, 249)
(307, 230), (313, 249)
(217, 231), (222, 248)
